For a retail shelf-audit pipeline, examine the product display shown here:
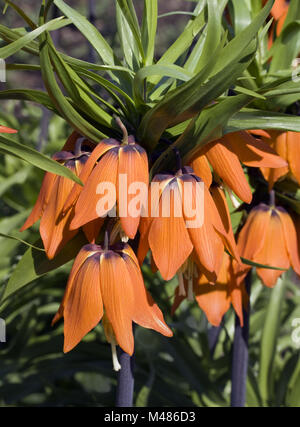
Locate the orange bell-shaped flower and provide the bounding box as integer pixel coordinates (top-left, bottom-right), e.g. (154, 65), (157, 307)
(69, 136), (149, 240)
(253, 130), (300, 189)
(20, 132), (103, 259)
(190, 131), (287, 201)
(52, 242), (173, 364)
(172, 252), (248, 327)
(138, 168), (240, 283)
(236, 202), (300, 287)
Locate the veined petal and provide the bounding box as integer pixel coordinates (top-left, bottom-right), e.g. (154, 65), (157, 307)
(118, 144), (149, 239)
(123, 253), (173, 337)
(63, 139), (118, 213)
(286, 132), (300, 185)
(237, 205), (271, 259)
(195, 276), (230, 327)
(255, 210), (290, 287)
(40, 172), (78, 259)
(20, 171), (56, 231)
(52, 244), (100, 325)
(277, 208), (300, 275)
(71, 149), (119, 229)
(63, 254), (103, 353)
(210, 186), (241, 263)
(227, 131), (288, 168)
(100, 251), (135, 355)
(149, 182), (193, 280)
(205, 140), (253, 203)
(190, 155), (212, 188)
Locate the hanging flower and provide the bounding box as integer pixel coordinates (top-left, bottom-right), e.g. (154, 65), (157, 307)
(52, 242), (173, 370)
(252, 130), (300, 189)
(20, 132), (103, 259)
(68, 134), (149, 240)
(172, 253), (248, 327)
(235, 202), (300, 287)
(138, 168), (240, 283)
(190, 131), (287, 202)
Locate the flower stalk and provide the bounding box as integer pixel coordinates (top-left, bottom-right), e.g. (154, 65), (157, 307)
(230, 271), (251, 407)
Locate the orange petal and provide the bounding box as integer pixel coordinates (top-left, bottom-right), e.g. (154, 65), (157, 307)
(100, 251), (135, 355)
(286, 132), (300, 185)
(52, 244), (99, 326)
(148, 181), (193, 280)
(277, 207), (300, 275)
(0, 125), (18, 133)
(195, 267), (231, 327)
(276, 9), (288, 35)
(20, 171), (56, 231)
(227, 131), (288, 168)
(63, 140), (119, 213)
(237, 205), (271, 259)
(210, 185), (241, 263)
(118, 144), (149, 239)
(189, 155), (212, 188)
(248, 129), (272, 139)
(71, 149), (119, 229)
(255, 210), (290, 287)
(63, 253), (103, 352)
(270, 0), (289, 21)
(123, 251), (173, 337)
(205, 140), (253, 203)
(40, 173), (78, 259)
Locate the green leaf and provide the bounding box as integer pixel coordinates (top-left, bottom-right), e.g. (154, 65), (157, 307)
(0, 89), (59, 113)
(0, 233), (45, 252)
(150, 94), (253, 176)
(39, 31), (108, 143)
(1, 233), (88, 302)
(258, 278), (287, 406)
(0, 133), (82, 184)
(227, 109), (300, 133)
(240, 257), (289, 271)
(133, 64), (192, 105)
(47, 41), (115, 128)
(194, 0), (222, 73)
(116, 0), (145, 62)
(53, 0), (132, 91)
(141, 0), (158, 66)
(0, 17), (70, 59)
(139, 39), (256, 149)
(116, 2), (141, 70)
(230, 0), (252, 34)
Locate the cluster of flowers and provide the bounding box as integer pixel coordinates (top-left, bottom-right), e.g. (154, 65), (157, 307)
(3, 118), (299, 370)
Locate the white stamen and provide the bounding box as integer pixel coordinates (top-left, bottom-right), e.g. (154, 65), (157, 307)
(177, 272), (186, 297)
(120, 231), (129, 243)
(111, 340), (121, 372)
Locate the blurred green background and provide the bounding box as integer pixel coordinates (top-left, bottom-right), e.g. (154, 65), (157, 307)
(0, 0), (300, 407)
